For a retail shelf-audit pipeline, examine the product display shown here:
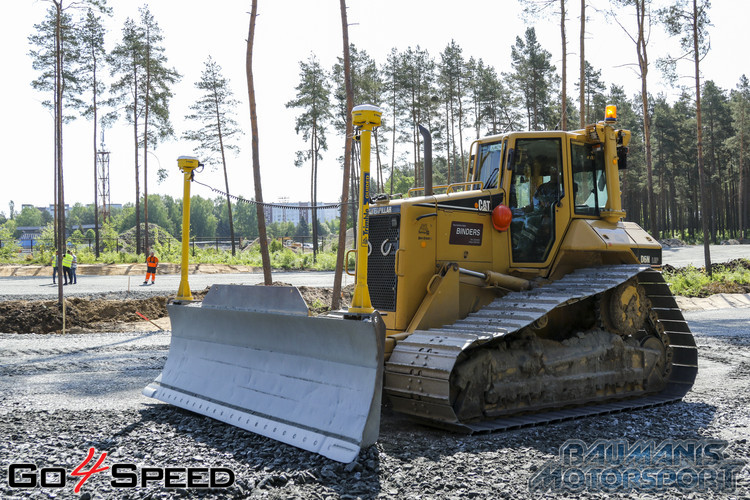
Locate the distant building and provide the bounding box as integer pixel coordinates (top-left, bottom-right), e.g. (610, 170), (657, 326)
(43, 204), (70, 216)
(15, 226), (43, 250)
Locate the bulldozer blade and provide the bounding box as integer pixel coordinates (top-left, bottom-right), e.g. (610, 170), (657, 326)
(143, 285), (384, 463)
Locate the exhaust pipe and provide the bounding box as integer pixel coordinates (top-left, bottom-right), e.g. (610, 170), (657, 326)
(418, 125), (433, 196)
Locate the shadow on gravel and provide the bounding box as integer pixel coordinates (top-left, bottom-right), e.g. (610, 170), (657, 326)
(135, 405), (384, 497)
(378, 400), (718, 462)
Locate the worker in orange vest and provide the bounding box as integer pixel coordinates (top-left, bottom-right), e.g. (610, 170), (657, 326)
(144, 251), (159, 285)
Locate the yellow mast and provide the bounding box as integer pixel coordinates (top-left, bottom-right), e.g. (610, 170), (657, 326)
(176, 156), (201, 301)
(348, 105), (382, 314)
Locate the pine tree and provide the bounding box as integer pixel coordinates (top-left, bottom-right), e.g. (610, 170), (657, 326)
(286, 54), (333, 261)
(383, 48), (405, 195)
(138, 5), (180, 255)
(332, 45), (383, 189)
(78, 8), (109, 257)
(476, 63), (517, 136)
(730, 75), (750, 238)
(109, 17), (145, 254)
(399, 46), (436, 186)
(510, 28), (558, 131)
(660, 0), (713, 274)
(183, 56), (243, 255)
(29, 0), (108, 304)
(109, 9), (179, 256)
(439, 40), (468, 182)
(523, 0), (568, 130)
(574, 61), (606, 124)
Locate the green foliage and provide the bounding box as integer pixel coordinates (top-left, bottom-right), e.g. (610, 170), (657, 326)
(664, 261), (750, 297)
(28, 6), (82, 114)
(510, 27), (559, 131)
(70, 229), (85, 244)
(269, 239), (283, 252)
(14, 206), (44, 229)
(0, 222), (20, 257)
(100, 220), (119, 252)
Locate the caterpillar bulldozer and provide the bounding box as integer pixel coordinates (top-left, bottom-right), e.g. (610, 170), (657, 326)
(144, 104), (697, 463)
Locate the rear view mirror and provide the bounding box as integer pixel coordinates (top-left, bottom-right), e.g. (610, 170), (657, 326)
(506, 148), (515, 170)
(617, 146), (628, 170)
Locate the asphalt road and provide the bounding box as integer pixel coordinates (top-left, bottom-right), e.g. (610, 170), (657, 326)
(662, 243), (750, 267)
(0, 270), (347, 298)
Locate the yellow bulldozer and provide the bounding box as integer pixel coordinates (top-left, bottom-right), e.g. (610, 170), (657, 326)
(144, 104), (697, 463)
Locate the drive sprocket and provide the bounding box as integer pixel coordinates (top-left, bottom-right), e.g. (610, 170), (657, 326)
(599, 278), (649, 336)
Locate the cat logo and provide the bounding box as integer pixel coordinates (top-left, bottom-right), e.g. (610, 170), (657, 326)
(476, 199), (491, 212)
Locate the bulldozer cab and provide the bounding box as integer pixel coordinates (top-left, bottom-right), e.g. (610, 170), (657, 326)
(469, 124), (628, 274)
(506, 136), (566, 265)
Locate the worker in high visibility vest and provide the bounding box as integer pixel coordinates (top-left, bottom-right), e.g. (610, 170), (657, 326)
(62, 250), (73, 285)
(144, 251), (159, 285)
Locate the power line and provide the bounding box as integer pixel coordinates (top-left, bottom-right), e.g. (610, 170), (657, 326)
(190, 178), (356, 211)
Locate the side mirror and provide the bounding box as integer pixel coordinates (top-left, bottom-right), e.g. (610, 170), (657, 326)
(506, 148), (515, 171)
(617, 146), (628, 170)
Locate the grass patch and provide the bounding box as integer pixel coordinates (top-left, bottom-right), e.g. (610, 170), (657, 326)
(663, 259), (750, 297)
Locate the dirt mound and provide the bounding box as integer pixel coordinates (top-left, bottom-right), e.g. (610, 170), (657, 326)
(660, 238), (687, 247)
(0, 285), (352, 334)
(0, 296), (169, 334)
(714, 258), (750, 272)
(270, 282), (353, 314)
(698, 281), (750, 296)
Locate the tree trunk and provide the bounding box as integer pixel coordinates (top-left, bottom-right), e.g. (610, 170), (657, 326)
(143, 42), (151, 256)
(93, 62), (100, 258)
(54, 0), (65, 305)
(332, 0), (354, 310)
(560, 0), (567, 131)
(445, 99), (451, 183)
(456, 69), (466, 177)
(740, 107), (746, 238)
(133, 55), (141, 256)
(634, 0), (658, 238)
(579, 0), (585, 128)
(693, 0), (711, 275)
(246, 0), (272, 285)
(217, 123), (236, 256)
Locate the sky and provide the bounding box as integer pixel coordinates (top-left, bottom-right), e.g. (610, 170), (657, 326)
(0, 0), (747, 217)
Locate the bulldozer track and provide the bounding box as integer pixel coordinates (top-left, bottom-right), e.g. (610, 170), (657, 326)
(384, 264), (698, 432)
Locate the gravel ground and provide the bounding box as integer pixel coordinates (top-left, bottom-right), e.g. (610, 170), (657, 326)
(2, 248), (749, 499)
(1, 308), (748, 499)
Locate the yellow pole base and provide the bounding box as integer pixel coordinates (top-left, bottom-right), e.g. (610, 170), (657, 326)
(176, 278), (193, 301)
(349, 282), (374, 314)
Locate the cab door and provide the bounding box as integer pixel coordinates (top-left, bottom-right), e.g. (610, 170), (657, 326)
(505, 135), (571, 273)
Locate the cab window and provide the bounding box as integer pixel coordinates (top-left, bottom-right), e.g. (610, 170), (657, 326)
(570, 141), (608, 216)
(474, 140), (504, 189)
(508, 138), (563, 263)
